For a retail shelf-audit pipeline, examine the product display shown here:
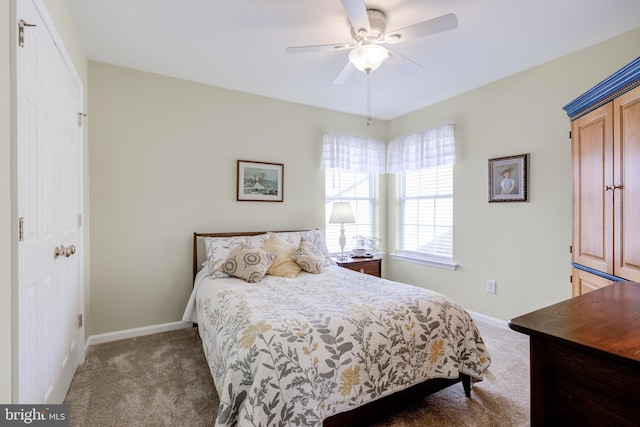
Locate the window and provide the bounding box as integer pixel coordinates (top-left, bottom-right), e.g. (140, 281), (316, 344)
(398, 165), (453, 267)
(321, 132), (384, 255)
(387, 123), (455, 269)
(325, 169), (377, 255)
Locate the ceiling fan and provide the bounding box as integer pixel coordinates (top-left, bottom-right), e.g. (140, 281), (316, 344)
(285, 0), (458, 84)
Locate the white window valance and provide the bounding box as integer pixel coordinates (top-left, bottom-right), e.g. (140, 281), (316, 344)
(321, 133), (385, 174)
(386, 124), (455, 173)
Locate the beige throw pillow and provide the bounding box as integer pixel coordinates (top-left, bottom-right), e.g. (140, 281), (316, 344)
(262, 233), (302, 278)
(203, 234), (269, 278)
(273, 230), (335, 266)
(221, 245), (276, 283)
(292, 238), (325, 274)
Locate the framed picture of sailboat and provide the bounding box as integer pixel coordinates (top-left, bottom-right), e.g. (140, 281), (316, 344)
(237, 160), (284, 202)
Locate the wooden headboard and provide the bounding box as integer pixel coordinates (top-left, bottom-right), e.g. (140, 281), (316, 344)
(192, 230), (312, 281)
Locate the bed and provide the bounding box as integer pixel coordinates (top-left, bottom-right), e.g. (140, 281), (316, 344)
(183, 230), (491, 427)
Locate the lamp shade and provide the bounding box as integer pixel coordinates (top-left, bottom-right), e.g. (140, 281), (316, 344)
(329, 202), (356, 224)
(348, 43), (389, 73)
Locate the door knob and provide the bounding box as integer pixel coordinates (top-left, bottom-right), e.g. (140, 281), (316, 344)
(54, 245), (65, 259)
(65, 245), (76, 257)
(54, 244), (76, 259)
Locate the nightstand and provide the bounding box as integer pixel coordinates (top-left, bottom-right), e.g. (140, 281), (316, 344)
(333, 255), (382, 278)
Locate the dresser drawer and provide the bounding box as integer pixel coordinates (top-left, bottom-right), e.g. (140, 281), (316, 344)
(334, 257), (382, 278)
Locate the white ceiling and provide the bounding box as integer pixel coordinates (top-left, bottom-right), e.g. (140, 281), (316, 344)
(64, 0), (640, 120)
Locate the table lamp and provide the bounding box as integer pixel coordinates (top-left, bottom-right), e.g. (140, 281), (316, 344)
(329, 201), (356, 260)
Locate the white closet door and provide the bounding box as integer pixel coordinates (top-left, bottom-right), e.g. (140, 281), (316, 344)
(16, 0), (84, 404)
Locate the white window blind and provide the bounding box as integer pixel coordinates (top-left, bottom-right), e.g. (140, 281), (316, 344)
(389, 124), (455, 267)
(325, 169), (376, 254)
(322, 132), (382, 255)
(399, 165), (453, 263)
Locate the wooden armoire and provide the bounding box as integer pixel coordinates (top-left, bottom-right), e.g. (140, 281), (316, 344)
(563, 57), (640, 296)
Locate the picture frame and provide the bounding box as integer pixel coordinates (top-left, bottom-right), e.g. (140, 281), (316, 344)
(237, 160), (284, 202)
(488, 154), (528, 202)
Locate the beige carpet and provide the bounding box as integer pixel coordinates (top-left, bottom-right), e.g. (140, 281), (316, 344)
(65, 319), (530, 426)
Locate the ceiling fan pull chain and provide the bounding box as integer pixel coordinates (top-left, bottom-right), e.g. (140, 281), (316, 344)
(366, 72), (372, 126)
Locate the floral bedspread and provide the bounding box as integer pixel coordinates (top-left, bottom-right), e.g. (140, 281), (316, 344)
(193, 266), (491, 427)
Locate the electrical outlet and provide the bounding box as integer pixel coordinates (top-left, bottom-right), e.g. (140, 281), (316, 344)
(486, 279), (496, 294)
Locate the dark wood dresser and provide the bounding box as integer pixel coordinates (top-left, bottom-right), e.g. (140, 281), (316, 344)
(508, 282), (640, 426)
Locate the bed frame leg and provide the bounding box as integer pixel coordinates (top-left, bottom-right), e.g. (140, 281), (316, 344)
(461, 374), (471, 397)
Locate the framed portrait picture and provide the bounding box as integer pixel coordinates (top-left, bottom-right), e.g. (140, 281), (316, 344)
(237, 160), (284, 202)
(488, 154), (528, 202)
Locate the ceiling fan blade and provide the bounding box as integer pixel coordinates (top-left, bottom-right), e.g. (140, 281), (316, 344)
(388, 13), (458, 42)
(387, 48), (423, 74)
(286, 43), (351, 54)
(333, 62), (356, 85)
(340, 0), (370, 34)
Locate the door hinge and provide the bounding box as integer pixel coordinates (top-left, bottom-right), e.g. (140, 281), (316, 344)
(78, 214), (83, 227)
(77, 112), (87, 127)
(569, 245), (572, 254)
(570, 275), (573, 283)
(18, 19), (37, 48)
(19, 217), (24, 241)
(77, 314), (83, 328)
(569, 130), (572, 139)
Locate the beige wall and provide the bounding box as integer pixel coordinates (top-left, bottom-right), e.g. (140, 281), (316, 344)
(1, 0), (13, 404)
(1, 0), (87, 403)
(386, 28), (640, 320)
(87, 62), (385, 335)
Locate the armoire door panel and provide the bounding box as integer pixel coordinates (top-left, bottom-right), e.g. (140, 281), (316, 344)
(571, 268), (615, 297)
(571, 103), (613, 274)
(613, 86), (640, 282)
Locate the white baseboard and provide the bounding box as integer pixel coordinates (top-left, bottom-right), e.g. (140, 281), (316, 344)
(466, 310), (510, 330)
(85, 321), (193, 352)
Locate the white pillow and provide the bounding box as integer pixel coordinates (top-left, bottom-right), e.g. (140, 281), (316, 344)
(203, 234), (269, 278)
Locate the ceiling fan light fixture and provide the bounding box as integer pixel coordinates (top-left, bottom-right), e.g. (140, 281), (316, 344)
(348, 43), (388, 73)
